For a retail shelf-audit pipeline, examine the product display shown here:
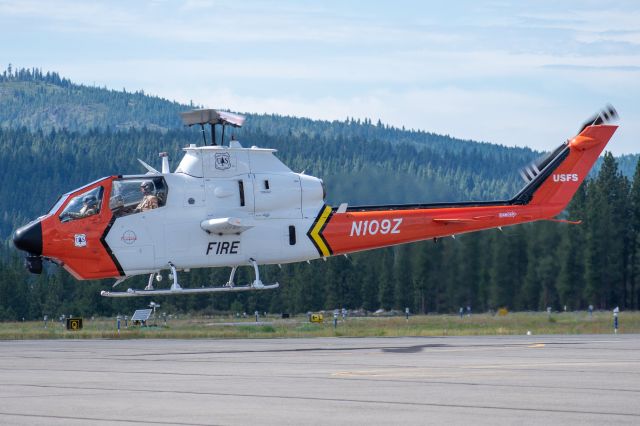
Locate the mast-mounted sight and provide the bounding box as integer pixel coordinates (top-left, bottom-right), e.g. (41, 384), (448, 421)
(180, 109), (245, 147)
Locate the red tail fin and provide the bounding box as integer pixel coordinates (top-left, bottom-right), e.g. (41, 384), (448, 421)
(528, 125), (617, 211)
(513, 106), (618, 216)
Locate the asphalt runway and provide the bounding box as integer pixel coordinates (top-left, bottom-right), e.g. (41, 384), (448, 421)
(1, 335), (639, 425)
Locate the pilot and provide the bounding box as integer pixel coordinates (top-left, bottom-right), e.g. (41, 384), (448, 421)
(66, 195), (99, 219)
(135, 181), (159, 212)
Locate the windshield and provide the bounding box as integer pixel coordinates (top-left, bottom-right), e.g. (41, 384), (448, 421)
(48, 177), (109, 215)
(59, 187), (104, 222)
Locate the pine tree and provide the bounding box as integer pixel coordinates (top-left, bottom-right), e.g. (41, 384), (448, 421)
(557, 184), (587, 309)
(378, 249), (395, 310)
(393, 245), (413, 310)
(585, 153), (629, 308)
(628, 158), (640, 309)
(489, 228), (524, 310)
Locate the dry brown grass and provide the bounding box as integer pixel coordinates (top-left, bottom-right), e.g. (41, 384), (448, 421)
(0, 311), (634, 340)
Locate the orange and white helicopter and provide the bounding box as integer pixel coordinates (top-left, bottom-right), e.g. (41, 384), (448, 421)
(13, 106), (618, 297)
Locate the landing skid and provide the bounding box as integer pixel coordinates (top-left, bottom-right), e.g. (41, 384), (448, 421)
(100, 283), (279, 298)
(100, 259), (279, 298)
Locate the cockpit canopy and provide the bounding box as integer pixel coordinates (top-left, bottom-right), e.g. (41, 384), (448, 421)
(109, 177), (167, 218)
(49, 176), (168, 223)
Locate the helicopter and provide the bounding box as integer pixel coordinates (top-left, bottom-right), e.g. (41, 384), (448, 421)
(13, 106), (619, 297)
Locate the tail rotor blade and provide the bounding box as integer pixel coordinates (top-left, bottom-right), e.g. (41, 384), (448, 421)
(578, 104), (618, 134)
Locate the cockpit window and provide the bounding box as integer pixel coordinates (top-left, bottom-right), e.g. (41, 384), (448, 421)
(110, 177), (168, 218)
(49, 177), (109, 216)
(59, 187), (104, 222)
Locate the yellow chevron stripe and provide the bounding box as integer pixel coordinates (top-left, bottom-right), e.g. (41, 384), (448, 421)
(310, 205), (332, 257)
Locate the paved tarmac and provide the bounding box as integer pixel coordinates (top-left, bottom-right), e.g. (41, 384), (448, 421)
(0, 335), (639, 425)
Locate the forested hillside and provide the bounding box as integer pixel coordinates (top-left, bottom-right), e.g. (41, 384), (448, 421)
(0, 66), (638, 320)
(0, 67), (542, 240)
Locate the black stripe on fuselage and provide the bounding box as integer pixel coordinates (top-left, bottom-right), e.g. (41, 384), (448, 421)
(306, 206), (327, 256)
(100, 215), (125, 277)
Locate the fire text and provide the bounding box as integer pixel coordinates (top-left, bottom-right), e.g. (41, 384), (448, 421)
(206, 241), (240, 255)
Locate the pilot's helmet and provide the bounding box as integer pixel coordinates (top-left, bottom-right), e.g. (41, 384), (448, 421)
(140, 181), (154, 194)
(83, 195), (98, 208)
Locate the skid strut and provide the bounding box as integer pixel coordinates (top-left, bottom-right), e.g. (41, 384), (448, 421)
(168, 262), (181, 291)
(100, 261), (278, 298)
(226, 266), (237, 287)
(145, 273), (155, 291)
(249, 258), (264, 288)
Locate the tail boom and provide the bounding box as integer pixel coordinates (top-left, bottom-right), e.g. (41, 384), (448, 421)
(314, 204), (542, 256)
(308, 123), (617, 257)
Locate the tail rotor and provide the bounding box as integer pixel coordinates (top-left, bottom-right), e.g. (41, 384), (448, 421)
(578, 104), (618, 134)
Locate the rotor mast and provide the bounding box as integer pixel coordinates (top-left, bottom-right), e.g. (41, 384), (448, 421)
(180, 109), (245, 146)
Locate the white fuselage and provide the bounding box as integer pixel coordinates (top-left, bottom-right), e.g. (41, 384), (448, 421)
(105, 142), (326, 276)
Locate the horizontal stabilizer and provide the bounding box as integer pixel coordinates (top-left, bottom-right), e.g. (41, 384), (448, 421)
(472, 215), (495, 220)
(432, 218), (477, 224)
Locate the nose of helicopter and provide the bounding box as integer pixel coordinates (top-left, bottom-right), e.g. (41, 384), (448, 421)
(13, 220), (43, 256)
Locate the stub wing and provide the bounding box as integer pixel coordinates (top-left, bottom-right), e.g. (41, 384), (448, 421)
(200, 217), (254, 235)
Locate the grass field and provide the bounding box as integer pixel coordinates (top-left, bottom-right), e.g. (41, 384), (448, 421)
(0, 311), (635, 340)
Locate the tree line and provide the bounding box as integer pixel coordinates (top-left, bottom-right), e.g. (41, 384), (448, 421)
(0, 67), (638, 320)
(1, 153), (638, 320)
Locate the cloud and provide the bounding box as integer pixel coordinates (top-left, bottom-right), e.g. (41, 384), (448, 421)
(519, 9), (640, 34)
(543, 64), (640, 71)
(574, 31), (640, 46)
(2, 0), (638, 154)
(0, 0), (136, 32)
(0, 0), (457, 45)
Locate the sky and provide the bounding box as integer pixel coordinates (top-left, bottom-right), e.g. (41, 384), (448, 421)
(1, 0), (639, 154)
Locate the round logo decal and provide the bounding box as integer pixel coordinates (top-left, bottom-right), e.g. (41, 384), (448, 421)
(121, 230), (137, 245)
